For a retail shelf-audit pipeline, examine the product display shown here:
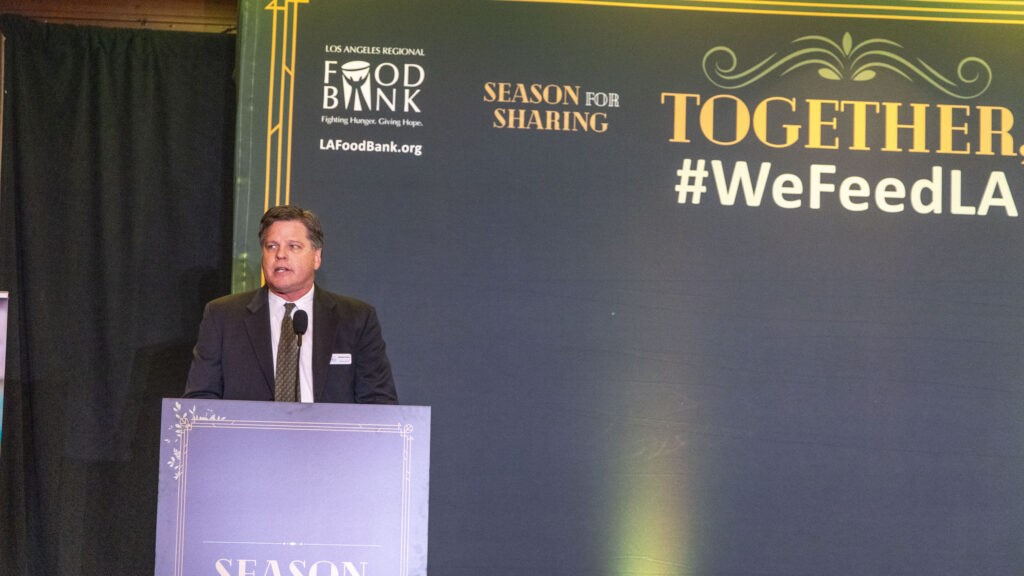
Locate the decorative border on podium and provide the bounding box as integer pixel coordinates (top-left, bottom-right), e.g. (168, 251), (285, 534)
(164, 402), (418, 576)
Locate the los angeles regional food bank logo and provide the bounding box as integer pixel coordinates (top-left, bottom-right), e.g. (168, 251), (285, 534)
(323, 46), (426, 114)
(319, 45), (426, 156)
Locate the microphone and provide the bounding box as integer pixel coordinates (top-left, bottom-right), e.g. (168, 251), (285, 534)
(293, 309), (308, 348)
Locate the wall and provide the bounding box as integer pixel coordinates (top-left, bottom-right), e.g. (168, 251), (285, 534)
(1, 0), (236, 33)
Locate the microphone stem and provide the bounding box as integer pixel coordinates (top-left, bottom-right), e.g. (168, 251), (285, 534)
(295, 337), (302, 400)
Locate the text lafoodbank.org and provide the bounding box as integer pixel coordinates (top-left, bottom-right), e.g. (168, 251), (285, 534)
(319, 138), (423, 157)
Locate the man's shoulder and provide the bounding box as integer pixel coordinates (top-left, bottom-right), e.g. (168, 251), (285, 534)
(205, 288), (264, 313)
(315, 287), (376, 314)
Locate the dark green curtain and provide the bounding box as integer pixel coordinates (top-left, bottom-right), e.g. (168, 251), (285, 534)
(0, 15), (236, 575)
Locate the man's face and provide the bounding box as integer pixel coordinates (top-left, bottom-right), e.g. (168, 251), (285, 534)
(261, 220), (322, 301)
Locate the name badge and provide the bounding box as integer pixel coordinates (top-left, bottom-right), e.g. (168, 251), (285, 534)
(331, 353), (352, 365)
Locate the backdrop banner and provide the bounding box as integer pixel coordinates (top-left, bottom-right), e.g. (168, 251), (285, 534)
(234, 1), (1024, 574)
(154, 399), (430, 576)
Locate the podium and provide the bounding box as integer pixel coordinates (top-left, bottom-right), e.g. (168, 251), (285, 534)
(154, 399), (430, 576)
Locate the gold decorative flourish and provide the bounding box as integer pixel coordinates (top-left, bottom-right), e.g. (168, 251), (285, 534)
(703, 32), (992, 99)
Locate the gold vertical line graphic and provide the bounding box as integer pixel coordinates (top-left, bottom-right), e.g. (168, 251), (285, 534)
(285, 6), (302, 206)
(264, 1), (281, 213)
(264, 0), (309, 212)
(274, 5), (288, 206)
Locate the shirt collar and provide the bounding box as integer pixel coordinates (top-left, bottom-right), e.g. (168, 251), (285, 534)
(268, 285), (315, 311)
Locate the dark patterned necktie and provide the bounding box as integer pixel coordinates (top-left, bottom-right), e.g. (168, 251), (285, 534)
(274, 302), (298, 402)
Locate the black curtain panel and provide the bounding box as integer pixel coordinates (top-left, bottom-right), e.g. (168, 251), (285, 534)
(0, 15), (236, 575)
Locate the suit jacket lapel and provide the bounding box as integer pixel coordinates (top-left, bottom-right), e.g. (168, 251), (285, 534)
(245, 287), (276, 397)
(312, 287), (338, 402)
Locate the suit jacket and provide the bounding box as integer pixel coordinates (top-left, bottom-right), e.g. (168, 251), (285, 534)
(183, 286), (398, 404)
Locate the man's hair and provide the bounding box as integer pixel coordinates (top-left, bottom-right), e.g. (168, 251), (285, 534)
(259, 205), (324, 250)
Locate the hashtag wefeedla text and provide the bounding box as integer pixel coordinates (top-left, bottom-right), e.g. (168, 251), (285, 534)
(674, 160), (1016, 216)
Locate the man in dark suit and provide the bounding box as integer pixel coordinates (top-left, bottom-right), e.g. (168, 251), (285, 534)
(183, 205), (398, 404)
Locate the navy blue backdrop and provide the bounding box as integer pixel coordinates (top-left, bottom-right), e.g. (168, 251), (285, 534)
(232, 2), (1024, 574)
